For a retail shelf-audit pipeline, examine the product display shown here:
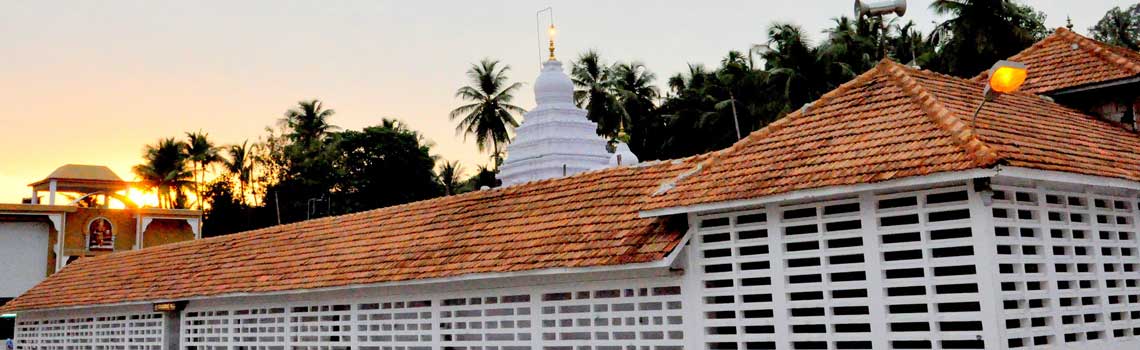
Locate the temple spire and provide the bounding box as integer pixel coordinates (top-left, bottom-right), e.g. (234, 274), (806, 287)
(547, 24), (557, 61)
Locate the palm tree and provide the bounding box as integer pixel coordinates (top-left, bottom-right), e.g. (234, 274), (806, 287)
(438, 161), (464, 196)
(610, 61), (659, 154)
(819, 16), (881, 75)
(892, 21), (937, 67)
(224, 140), (254, 206)
(184, 131), (222, 210)
(281, 99), (339, 147)
(450, 58), (525, 165)
(762, 23), (835, 111)
(927, 0), (1047, 76)
(571, 50), (622, 137)
(133, 138), (192, 209)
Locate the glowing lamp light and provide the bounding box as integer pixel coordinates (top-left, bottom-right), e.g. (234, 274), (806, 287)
(971, 60), (1029, 129)
(987, 60), (1027, 94)
(547, 24), (557, 38)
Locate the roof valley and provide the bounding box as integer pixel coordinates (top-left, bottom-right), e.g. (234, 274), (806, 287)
(879, 60), (1002, 168)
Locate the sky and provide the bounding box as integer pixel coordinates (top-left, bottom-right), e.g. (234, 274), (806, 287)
(0, 0), (1132, 203)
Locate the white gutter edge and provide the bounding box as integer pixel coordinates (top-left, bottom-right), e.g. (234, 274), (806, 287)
(640, 168), (999, 218)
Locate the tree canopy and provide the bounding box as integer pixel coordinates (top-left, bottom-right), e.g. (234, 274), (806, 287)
(1091, 4), (1140, 51)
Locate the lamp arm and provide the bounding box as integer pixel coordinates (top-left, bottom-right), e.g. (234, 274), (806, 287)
(969, 97), (987, 132)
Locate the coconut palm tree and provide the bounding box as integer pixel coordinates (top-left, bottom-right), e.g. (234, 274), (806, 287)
(133, 137), (192, 209)
(610, 61), (659, 155)
(224, 140), (254, 206)
(281, 99), (339, 147)
(450, 58), (525, 164)
(571, 50), (622, 138)
(927, 0), (1047, 76)
(438, 161), (464, 196)
(184, 131), (222, 210)
(762, 23), (834, 111)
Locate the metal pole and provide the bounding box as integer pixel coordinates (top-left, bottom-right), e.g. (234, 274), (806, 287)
(729, 92), (742, 140)
(536, 7), (553, 69)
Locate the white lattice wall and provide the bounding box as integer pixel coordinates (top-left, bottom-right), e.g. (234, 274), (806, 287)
(15, 311), (164, 350)
(690, 184), (989, 350)
(989, 183), (1140, 349)
(181, 277), (684, 350)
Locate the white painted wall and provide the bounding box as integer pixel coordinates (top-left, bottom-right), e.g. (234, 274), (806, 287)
(0, 222), (49, 298)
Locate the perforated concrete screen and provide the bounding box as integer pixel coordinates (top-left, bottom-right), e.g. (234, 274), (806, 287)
(15, 312), (164, 349)
(690, 184), (987, 350)
(989, 184), (1140, 348)
(179, 278), (684, 350)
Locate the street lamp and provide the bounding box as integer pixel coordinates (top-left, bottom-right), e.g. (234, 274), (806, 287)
(971, 60), (1028, 129)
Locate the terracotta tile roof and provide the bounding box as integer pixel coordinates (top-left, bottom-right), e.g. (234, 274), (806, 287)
(979, 27), (1140, 94)
(645, 59), (1140, 213)
(3, 157), (704, 312)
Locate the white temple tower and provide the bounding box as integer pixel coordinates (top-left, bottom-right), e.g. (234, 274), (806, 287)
(498, 31), (616, 186)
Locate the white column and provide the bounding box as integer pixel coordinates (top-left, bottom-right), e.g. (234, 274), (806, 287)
(30, 189), (38, 204)
(135, 215), (144, 250)
(966, 181), (1004, 349)
(48, 180), (57, 205)
(767, 204), (791, 350)
(54, 213), (66, 272)
(858, 191), (890, 350)
(681, 213), (706, 350)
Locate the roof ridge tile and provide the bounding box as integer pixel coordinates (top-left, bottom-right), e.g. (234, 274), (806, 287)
(879, 60), (1002, 167)
(650, 64), (887, 197)
(1055, 27), (1140, 76)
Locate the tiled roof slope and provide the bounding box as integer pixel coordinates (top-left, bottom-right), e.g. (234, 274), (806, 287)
(979, 27), (1140, 94)
(646, 59), (1140, 213)
(3, 157), (703, 312)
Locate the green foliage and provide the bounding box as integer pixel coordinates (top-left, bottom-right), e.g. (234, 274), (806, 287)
(925, 0), (1048, 77)
(1091, 4), (1140, 51)
(450, 59), (525, 162)
(280, 99), (339, 148)
(166, 100), (451, 235)
(571, 50), (624, 138)
(331, 121), (442, 212)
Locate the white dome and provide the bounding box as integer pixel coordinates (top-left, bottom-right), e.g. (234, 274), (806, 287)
(498, 59), (612, 186)
(533, 60), (575, 106)
(609, 141), (639, 167)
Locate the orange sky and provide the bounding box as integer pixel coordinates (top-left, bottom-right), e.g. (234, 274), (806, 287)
(0, 0), (1128, 203)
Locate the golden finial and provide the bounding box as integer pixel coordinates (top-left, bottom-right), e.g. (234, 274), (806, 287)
(616, 119), (630, 143)
(547, 24), (557, 60)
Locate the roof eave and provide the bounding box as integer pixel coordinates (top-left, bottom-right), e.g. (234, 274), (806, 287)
(2, 257), (679, 314)
(1045, 74), (1140, 96)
